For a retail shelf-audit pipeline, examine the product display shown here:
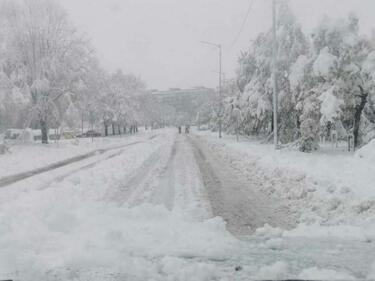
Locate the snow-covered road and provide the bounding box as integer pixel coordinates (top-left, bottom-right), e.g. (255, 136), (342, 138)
(0, 128), (374, 280)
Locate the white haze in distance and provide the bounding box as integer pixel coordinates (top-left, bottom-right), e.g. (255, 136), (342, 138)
(62, 0), (375, 90)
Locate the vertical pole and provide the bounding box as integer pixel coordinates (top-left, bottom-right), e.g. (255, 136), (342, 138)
(219, 44), (223, 138)
(272, 0), (279, 149)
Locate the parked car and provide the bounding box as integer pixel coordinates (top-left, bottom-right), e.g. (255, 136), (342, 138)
(32, 129), (60, 141)
(78, 130), (102, 138)
(62, 131), (76, 140)
(4, 129), (23, 140)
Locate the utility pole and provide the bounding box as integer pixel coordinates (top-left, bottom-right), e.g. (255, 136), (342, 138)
(272, 0), (279, 149)
(218, 44), (222, 138)
(211, 71), (226, 85)
(201, 41), (223, 138)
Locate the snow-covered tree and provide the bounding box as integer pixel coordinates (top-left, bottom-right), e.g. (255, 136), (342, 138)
(229, 2), (375, 151)
(2, 0), (92, 143)
(235, 1), (308, 141)
(311, 14), (373, 149)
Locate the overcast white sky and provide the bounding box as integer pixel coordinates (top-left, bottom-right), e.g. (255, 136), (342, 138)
(62, 0), (375, 90)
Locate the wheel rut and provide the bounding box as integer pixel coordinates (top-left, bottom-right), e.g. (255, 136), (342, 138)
(0, 134), (160, 188)
(189, 135), (295, 237)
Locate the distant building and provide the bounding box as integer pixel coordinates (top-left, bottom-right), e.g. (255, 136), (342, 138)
(152, 87), (216, 123)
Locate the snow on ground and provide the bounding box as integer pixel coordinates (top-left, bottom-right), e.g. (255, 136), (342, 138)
(0, 129), (153, 178)
(0, 129), (239, 280)
(1, 128), (375, 280)
(193, 129), (375, 241)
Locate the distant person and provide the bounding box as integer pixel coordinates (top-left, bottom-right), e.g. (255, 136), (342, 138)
(178, 126), (182, 134)
(185, 125), (190, 134)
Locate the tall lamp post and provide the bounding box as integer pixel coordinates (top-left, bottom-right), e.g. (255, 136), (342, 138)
(201, 41), (223, 138)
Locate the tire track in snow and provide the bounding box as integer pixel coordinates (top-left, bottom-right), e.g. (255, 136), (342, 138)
(45, 133), (160, 188)
(105, 138), (174, 206)
(36, 148), (131, 191)
(146, 134), (212, 220)
(0, 134), (160, 188)
(148, 139), (177, 210)
(124, 136), (177, 208)
(110, 132), (212, 221)
(155, 135), (212, 220)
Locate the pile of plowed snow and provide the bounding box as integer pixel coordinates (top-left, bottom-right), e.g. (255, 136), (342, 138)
(356, 139), (375, 162)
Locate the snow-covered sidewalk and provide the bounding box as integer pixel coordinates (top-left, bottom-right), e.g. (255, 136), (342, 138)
(0, 130), (156, 179)
(194, 129), (375, 241)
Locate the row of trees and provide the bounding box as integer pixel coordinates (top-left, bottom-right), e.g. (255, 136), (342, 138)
(198, 2), (375, 152)
(0, 0), (163, 144)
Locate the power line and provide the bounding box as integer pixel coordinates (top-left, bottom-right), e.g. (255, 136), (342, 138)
(231, 0), (256, 48)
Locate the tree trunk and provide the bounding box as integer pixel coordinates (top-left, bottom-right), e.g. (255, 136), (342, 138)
(112, 123), (115, 135)
(354, 86), (368, 149)
(123, 126), (127, 134)
(81, 113), (84, 135)
(118, 125), (121, 135)
(40, 119), (49, 144)
(104, 124), (108, 137)
(296, 114), (301, 139)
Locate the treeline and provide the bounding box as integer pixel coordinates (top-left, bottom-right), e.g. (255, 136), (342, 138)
(0, 0), (164, 144)
(199, 2), (375, 152)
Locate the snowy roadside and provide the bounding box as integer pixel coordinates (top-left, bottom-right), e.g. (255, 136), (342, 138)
(0, 129), (240, 281)
(0, 130), (156, 178)
(193, 129), (375, 242)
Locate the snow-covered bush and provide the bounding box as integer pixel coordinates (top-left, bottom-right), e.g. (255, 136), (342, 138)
(18, 129), (34, 144)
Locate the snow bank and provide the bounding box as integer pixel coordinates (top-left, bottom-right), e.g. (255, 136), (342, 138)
(254, 261), (290, 280)
(298, 267), (355, 280)
(255, 224), (283, 239)
(0, 203), (237, 280)
(194, 129), (375, 241)
(160, 256), (218, 281)
(254, 221), (375, 242)
(241, 261), (361, 281)
(356, 139), (375, 162)
(284, 223), (375, 242)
